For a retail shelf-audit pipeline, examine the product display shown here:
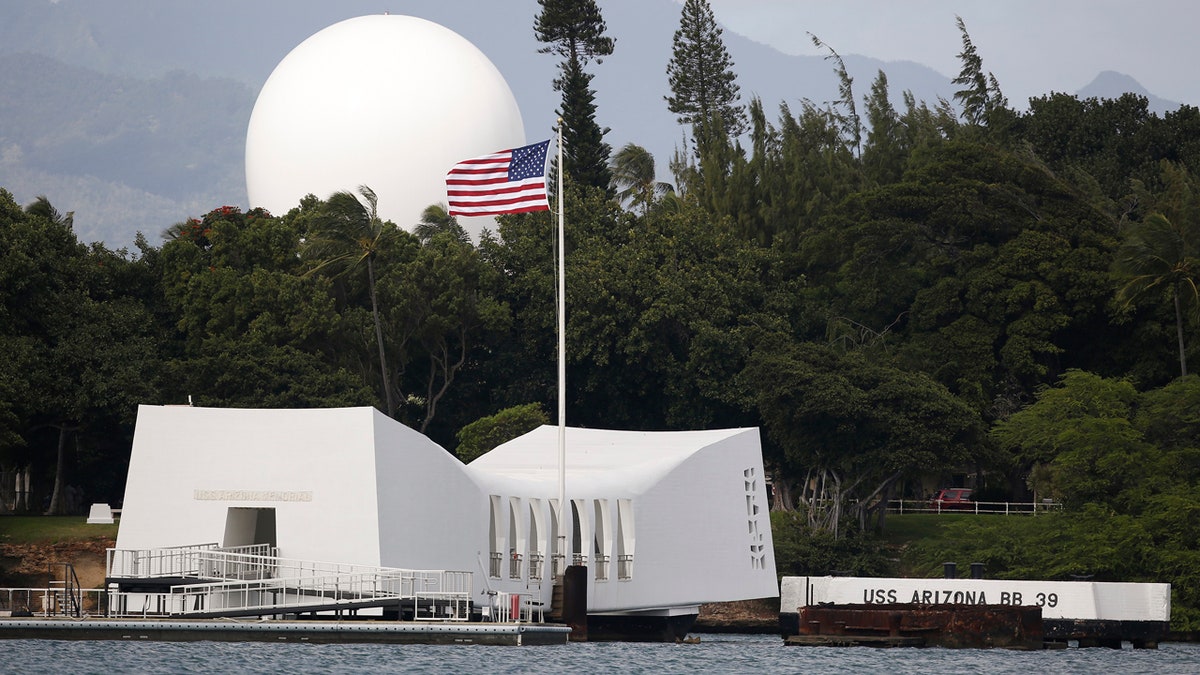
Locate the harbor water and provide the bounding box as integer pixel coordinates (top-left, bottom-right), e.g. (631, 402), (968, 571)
(6, 633), (1200, 674)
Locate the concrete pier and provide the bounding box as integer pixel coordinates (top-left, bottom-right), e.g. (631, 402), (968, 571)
(0, 618), (571, 645)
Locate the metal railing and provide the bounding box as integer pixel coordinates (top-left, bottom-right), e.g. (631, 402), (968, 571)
(489, 552), (502, 578)
(594, 554), (609, 581)
(107, 543), (275, 579)
(887, 499), (1064, 515)
(485, 591), (543, 623)
(528, 553), (544, 581)
(107, 542), (219, 579)
(617, 554), (634, 580)
(50, 562), (82, 617)
(508, 553), (522, 580)
(164, 568), (471, 619)
(104, 545), (473, 620)
(1, 587), (108, 617)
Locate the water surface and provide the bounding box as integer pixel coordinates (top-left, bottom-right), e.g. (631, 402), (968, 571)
(10, 633), (1200, 674)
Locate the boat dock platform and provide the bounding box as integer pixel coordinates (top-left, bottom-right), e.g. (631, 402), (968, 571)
(0, 617), (571, 645)
(0, 544), (571, 645)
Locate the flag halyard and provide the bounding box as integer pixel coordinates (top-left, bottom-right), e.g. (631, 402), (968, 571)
(446, 140), (551, 216)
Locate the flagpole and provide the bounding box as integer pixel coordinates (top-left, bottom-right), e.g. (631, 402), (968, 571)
(556, 118), (567, 572)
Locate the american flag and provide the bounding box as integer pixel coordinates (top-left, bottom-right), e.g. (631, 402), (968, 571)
(446, 140), (551, 217)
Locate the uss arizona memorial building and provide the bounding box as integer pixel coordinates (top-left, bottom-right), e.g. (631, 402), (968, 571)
(115, 405), (778, 632)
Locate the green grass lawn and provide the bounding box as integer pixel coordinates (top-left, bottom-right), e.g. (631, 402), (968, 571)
(0, 516), (118, 544)
(880, 513), (975, 547)
(879, 513), (984, 577)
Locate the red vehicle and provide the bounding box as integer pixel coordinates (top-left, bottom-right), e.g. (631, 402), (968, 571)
(929, 487), (974, 511)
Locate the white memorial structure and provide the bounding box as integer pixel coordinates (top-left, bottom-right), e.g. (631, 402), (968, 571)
(113, 405), (778, 638)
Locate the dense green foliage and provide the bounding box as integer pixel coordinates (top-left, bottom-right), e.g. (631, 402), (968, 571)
(915, 372), (1200, 629)
(455, 403), (551, 464)
(2, 12), (1199, 628)
(770, 511), (890, 578)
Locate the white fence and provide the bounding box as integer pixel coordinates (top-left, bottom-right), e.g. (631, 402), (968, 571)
(106, 542), (274, 579)
(887, 499), (1063, 515)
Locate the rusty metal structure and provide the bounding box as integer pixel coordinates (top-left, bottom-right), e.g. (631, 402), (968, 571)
(787, 603), (1045, 649)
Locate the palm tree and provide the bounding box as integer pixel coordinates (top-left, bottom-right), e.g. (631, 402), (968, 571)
(1114, 212), (1200, 377)
(415, 203), (470, 245)
(24, 195), (73, 230)
(609, 143), (674, 215)
(303, 185), (402, 415)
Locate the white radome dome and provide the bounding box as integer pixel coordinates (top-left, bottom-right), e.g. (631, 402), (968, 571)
(245, 15), (526, 235)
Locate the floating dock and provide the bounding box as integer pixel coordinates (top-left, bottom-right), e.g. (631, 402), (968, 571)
(0, 617), (570, 645)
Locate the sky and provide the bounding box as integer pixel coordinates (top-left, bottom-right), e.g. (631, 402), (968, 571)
(705, 0), (1199, 110)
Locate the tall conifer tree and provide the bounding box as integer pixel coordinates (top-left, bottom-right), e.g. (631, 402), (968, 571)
(534, 0), (614, 191)
(666, 0), (747, 140)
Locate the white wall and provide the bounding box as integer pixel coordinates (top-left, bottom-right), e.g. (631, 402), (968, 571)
(783, 576), (1171, 621)
(466, 426), (779, 613)
(593, 430), (777, 612)
(372, 409), (486, 573)
(117, 406), (382, 565)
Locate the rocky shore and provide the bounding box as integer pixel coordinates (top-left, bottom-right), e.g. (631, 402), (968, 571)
(694, 597), (780, 633)
(0, 538), (114, 589)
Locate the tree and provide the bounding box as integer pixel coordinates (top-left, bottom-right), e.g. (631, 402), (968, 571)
(415, 203), (469, 245)
(0, 192), (160, 513)
(563, 195), (775, 431)
(558, 57), (614, 190)
(158, 204), (374, 412)
(302, 186), (409, 416)
(799, 140), (1119, 416)
(952, 16), (1007, 126)
(666, 0), (746, 139)
(609, 143), (673, 214)
(809, 34), (861, 158)
(1113, 212), (1200, 377)
(22, 195), (73, 231)
(533, 0), (613, 63)
(15, 196), (88, 515)
(963, 373), (1200, 629)
(455, 403), (549, 463)
(383, 232), (511, 434)
(1020, 92), (1158, 201)
(535, 0), (614, 190)
(991, 370), (1146, 507)
(861, 70), (904, 185)
(742, 336), (981, 535)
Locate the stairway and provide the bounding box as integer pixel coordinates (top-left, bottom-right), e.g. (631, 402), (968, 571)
(48, 562), (82, 617)
(549, 576), (564, 622)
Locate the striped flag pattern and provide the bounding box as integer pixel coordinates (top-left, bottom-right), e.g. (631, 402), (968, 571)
(446, 140), (551, 217)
